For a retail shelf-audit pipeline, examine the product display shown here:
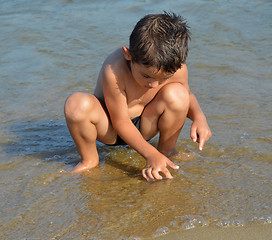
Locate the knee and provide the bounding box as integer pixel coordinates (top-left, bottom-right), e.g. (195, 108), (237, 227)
(160, 83), (190, 112)
(64, 92), (95, 122)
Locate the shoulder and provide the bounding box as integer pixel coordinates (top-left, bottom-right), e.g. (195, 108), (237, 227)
(102, 48), (127, 84)
(99, 48), (130, 98)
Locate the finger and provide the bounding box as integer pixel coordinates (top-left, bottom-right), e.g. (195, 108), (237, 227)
(147, 168), (155, 180)
(190, 126), (197, 142)
(142, 169), (148, 180)
(161, 168), (173, 179)
(199, 137), (205, 151)
(152, 170), (162, 180)
(167, 159), (179, 170)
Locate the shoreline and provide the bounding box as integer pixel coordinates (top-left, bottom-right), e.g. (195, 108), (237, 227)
(152, 223), (272, 240)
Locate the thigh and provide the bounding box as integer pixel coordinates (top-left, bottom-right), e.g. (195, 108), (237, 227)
(84, 94), (118, 144)
(140, 89), (166, 141)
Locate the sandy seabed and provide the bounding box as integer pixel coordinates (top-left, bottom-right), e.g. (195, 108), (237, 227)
(152, 224), (272, 240)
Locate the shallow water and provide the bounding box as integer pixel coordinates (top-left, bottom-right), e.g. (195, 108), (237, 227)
(0, 0), (271, 239)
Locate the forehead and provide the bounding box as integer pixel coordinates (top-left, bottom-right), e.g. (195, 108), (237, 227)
(136, 64), (173, 78)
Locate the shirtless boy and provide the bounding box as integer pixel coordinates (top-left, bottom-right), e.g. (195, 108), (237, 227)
(64, 12), (212, 181)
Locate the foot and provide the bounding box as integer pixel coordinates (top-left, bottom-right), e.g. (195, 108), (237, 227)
(159, 148), (179, 157)
(71, 161), (98, 173)
(165, 148), (179, 157)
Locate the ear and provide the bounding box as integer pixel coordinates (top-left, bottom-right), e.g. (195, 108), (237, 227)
(122, 46), (132, 61)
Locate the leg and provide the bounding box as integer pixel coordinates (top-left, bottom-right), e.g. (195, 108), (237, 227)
(64, 92), (117, 172)
(140, 83), (189, 156)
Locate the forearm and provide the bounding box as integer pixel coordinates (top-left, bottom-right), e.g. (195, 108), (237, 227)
(113, 120), (157, 159)
(187, 93), (206, 121)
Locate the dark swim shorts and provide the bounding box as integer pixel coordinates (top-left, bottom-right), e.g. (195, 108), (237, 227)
(110, 116), (141, 146)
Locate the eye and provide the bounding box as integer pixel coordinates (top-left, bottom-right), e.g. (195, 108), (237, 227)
(143, 74), (151, 79)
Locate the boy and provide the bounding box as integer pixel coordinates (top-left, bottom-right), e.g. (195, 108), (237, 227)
(64, 12), (211, 181)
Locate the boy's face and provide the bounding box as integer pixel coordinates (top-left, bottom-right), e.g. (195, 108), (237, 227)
(123, 46), (174, 89)
(129, 62), (174, 89)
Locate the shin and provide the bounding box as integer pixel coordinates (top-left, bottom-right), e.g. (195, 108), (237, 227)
(64, 92), (100, 172)
(157, 83), (190, 155)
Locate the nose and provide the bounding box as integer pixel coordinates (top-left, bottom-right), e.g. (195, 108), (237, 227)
(148, 81), (159, 88)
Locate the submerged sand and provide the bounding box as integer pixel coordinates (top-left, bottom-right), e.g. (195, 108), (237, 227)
(1, 1), (271, 239)
(153, 224), (272, 240)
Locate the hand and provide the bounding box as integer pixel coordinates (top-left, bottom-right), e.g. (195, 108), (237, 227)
(190, 117), (212, 150)
(142, 152), (179, 181)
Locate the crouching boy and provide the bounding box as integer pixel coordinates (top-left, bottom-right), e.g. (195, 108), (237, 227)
(64, 12), (212, 180)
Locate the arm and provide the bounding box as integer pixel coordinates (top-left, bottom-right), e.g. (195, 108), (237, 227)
(103, 64), (178, 180)
(187, 92), (212, 150)
(174, 65), (211, 150)
(113, 117), (179, 180)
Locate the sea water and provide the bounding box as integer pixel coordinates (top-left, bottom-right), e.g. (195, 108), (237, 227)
(0, 0), (271, 239)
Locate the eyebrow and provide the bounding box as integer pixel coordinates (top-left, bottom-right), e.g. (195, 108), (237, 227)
(141, 72), (173, 79)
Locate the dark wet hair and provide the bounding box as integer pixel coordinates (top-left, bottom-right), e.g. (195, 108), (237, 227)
(129, 12), (191, 73)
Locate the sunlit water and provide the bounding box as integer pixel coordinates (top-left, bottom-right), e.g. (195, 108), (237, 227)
(0, 0), (271, 239)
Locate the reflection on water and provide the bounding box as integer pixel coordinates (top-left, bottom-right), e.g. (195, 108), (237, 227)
(0, 0), (271, 239)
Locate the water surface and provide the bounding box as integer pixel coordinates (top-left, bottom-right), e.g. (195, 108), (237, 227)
(0, 0), (271, 239)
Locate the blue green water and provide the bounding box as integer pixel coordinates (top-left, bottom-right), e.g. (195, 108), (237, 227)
(0, 0), (271, 239)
